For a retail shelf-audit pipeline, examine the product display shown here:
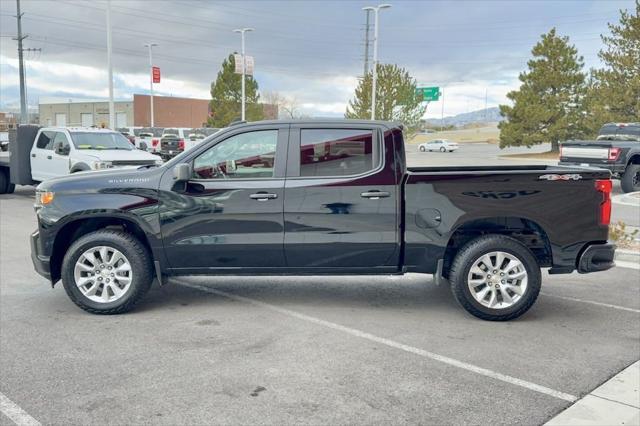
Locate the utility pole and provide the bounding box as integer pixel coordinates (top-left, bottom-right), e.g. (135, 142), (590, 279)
(106, 0), (114, 129)
(362, 4), (391, 121)
(484, 88), (488, 122)
(15, 0), (27, 124)
(233, 28), (253, 121)
(363, 9), (371, 76)
(440, 88), (445, 130)
(144, 43), (158, 127)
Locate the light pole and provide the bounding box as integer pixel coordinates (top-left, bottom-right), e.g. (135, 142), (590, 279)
(362, 4), (391, 121)
(106, 0), (114, 129)
(144, 43), (158, 127)
(233, 28), (253, 121)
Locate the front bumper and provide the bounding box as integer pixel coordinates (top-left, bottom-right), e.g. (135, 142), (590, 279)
(30, 230), (52, 281)
(577, 242), (616, 273)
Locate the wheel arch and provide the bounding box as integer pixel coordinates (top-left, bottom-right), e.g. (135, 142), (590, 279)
(626, 154), (640, 166)
(70, 162), (91, 173)
(442, 216), (552, 277)
(50, 215), (154, 283)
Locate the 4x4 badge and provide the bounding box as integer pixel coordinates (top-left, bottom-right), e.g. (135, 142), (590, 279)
(538, 174), (582, 181)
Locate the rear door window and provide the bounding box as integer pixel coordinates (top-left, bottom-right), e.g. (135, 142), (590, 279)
(299, 129), (376, 177)
(36, 131), (55, 150)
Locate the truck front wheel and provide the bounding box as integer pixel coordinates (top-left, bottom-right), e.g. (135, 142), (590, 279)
(448, 235), (541, 321)
(621, 164), (640, 193)
(61, 230), (154, 314)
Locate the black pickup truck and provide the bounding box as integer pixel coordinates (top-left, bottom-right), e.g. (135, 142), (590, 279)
(560, 122), (640, 193)
(30, 120), (615, 321)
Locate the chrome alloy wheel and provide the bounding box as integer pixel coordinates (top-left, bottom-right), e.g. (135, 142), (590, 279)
(73, 246), (133, 303)
(467, 251), (528, 310)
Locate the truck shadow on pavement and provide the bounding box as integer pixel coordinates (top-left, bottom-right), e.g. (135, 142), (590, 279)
(129, 275), (572, 323)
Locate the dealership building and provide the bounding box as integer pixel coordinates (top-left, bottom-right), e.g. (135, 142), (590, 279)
(39, 94), (277, 129)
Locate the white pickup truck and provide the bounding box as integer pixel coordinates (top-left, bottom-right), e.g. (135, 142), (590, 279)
(0, 126), (163, 194)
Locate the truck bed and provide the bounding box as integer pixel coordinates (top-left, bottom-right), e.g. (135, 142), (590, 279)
(402, 164), (611, 274)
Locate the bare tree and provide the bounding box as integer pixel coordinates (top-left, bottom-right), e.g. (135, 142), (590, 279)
(263, 91), (304, 119)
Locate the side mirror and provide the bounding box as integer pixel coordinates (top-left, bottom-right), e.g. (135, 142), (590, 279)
(139, 141), (148, 151)
(173, 163), (192, 182)
(55, 144), (70, 156)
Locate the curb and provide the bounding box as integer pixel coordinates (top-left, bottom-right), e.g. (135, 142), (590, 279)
(615, 249), (640, 264)
(612, 192), (640, 207)
(545, 361), (639, 426)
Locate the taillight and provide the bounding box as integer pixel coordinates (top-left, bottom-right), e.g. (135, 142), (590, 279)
(595, 179), (612, 226)
(152, 138), (159, 147)
(178, 139), (185, 150)
(608, 147), (621, 161)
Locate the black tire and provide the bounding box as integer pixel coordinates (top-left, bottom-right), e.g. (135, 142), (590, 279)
(440, 147), (446, 152)
(0, 169), (8, 194)
(419, 146), (426, 152)
(6, 183), (15, 194)
(449, 235), (541, 321)
(61, 230), (154, 314)
(621, 164), (640, 193)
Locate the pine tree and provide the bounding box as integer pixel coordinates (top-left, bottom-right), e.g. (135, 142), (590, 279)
(499, 29), (586, 151)
(207, 54), (263, 127)
(345, 63), (426, 131)
(584, 1), (639, 134)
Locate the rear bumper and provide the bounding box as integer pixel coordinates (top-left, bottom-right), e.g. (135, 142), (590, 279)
(30, 230), (52, 281)
(577, 242), (616, 273)
(559, 161), (626, 174)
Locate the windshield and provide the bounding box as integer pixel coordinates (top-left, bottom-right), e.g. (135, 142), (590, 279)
(71, 132), (134, 150)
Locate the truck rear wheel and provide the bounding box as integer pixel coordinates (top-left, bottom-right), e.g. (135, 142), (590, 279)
(61, 230), (154, 314)
(621, 164), (640, 193)
(448, 235), (541, 321)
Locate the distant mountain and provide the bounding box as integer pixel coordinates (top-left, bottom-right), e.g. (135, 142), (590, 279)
(424, 107), (503, 128)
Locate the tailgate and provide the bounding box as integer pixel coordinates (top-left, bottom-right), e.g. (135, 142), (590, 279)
(560, 141), (614, 164)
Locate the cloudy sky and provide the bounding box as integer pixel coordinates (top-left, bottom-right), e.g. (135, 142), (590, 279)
(0, 0), (633, 118)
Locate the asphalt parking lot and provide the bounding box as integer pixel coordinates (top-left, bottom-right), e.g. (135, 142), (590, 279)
(1, 177), (639, 425)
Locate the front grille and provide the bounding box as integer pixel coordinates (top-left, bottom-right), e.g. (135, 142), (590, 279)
(111, 160), (156, 166)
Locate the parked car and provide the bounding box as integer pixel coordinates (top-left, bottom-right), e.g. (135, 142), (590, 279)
(0, 126), (162, 193)
(419, 139), (459, 152)
(560, 122), (640, 193)
(29, 120), (615, 321)
(119, 131), (136, 146)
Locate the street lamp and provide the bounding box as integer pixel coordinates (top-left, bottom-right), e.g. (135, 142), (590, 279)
(144, 43), (158, 127)
(362, 4), (391, 120)
(233, 28), (254, 121)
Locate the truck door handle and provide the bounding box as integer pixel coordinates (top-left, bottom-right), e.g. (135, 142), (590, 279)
(47, 155), (52, 160)
(31, 153), (36, 158)
(250, 192), (278, 201)
(361, 190), (390, 200)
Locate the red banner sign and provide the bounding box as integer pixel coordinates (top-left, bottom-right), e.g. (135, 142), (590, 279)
(152, 66), (161, 83)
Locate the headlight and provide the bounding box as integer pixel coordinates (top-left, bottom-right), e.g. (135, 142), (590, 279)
(35, 191), (54, 206)
(92, 161), (113, 170)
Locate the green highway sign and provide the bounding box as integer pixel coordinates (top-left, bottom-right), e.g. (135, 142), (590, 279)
(416, 86), (440, 101)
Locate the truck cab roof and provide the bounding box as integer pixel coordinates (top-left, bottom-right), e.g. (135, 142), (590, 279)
(39, 127), (120, 134)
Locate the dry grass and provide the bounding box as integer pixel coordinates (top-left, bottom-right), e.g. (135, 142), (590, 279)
(500, 151), (560, 160)
(408, 125), (500, 144)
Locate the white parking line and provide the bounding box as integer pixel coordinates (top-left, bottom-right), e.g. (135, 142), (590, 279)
(176, 280), (578, 403)
(0, 393), (40, 426)
(540, 292), (640, 313)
